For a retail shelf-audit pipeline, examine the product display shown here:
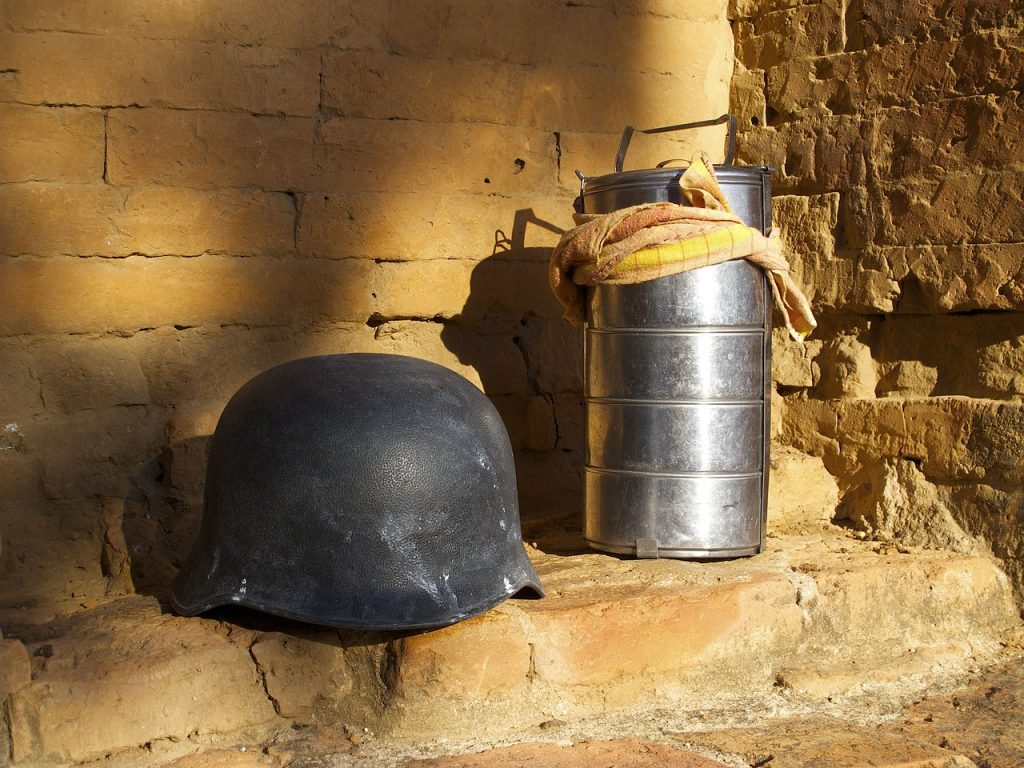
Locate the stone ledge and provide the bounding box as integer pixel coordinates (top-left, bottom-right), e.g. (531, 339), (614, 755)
(4, 530), (1020, 764)
(391, 531), (1020, 736)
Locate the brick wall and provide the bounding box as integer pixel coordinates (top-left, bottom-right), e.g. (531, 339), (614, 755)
(0, 1), (733, 614)
(731, 0), (1024, 599)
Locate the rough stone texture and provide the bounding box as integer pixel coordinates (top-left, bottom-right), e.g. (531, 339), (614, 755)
(732, 0), (1024, 602)
(2, 531), (1019, 765)
(403, 739), (730, 768)
(248, 630), (354, 719)
(0, 633), (31, 699)
(0, 104), (105, 183)
(7, 597), (275, 764)
(384, 532), (1019, 737)
(767, 446), (839, 530)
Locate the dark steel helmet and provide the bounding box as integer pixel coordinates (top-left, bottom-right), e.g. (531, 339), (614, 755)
(171, 353), (543, 630)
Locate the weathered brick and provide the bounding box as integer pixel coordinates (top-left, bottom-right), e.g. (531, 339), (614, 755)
(514, 315), (582, 394)
(27, 406), (169, 499)
(0, 637), (31, 698)
(375, 259), (562, 323)
(872, 313), (1024, 398)
(0, 184), (295, 257)
(148, 326), (383, 411)
(739, 117), (868, 193)
(8, 598), (274, 763)
(387, 0), (730, 69)
(737, 0), (845, 68)
(0, 339), (44, 417)
(855, 0), (1018, 47)
(137, 325), (373, 409)
(519, 64), (732, 135)
(0, 32), (318, 115)
(527, 573), (800, 686)
(374, 320), (528, 395)
(0, 0), (389, 49)
(324, 51), (728, 135)
(949, 29), (1024, 98)
(0, 255), (375, 335)
(766, 32), (1024, 118)
(115, 188), (296, 255)
(772, 193), (850, 309)
(880, 244), (1024, 312)
(552, 391), (585, 454)
(806, 552), (1018, 652)
(297, 192), (570, 261)
(30, 336), (151, 413)
(729, 0), (803, 19)
(0, 501), (114, 617)
(317, 119), (559, 196)
(786, 396), (1024, 486)
(731, 62), (767, 129)
(872, 93), (1022, 179)
(249, 631), (353, 719)
(0, 105), (104, 183)
(0, 184), (124, 256)
(107, 109), (317, 190)
(772, 327), (821, 388)
(877, 171), (1024, 246)
(561, 0), (729, 21)
(322, 51), (520, 125)
(397, 608), (530, 699)
(768, 446), (838, 529)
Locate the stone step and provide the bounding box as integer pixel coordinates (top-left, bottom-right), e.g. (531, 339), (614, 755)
(2, 528), (1020, 765)
(391, 530), (1019, 736)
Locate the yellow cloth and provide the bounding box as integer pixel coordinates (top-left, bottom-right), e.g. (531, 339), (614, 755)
(549, 153), (817, 341)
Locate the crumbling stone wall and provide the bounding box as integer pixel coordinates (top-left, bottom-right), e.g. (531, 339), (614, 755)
(0, 1), (733, 616)
(730, 0), (1024, 599)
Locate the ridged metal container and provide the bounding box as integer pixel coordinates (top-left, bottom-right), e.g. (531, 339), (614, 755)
(578, 115), (773, 559)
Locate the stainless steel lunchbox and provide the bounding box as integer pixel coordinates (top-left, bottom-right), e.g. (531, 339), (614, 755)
(577, 115), (773, 560)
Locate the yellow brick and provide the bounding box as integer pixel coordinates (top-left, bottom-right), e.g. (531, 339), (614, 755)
(397, 609), (530, 699)
(8, 599), (274, 763)
(29, 336), (151, 413)
(874, 96), (1021, 180)
(527, 574), (799, 686)
(322, 51), (519, 125)
(0, 0), (389, 49)
(316, 119), (559, 196)
(0, 255), (375, 335)
(28, 407), (169, 499)
(371, 320), (528, 395)
(297, 192), (569, 261)
(0, 183), (295, 256)
(0, 184), (124, 256)
(857, 0), (1006, 47)
(737, 1), (845, 67)
(107, 108), (317, 190)
(138, 325), (375, 408)
(0, 32), (318, 115)
(387, 0), (729, 69)
(0, 339), (44, 416)
(516, 61), (731, 135)
(878, 171), (1024, 247)
(0, 105), (104, 183)
(375, 259), (561, 322)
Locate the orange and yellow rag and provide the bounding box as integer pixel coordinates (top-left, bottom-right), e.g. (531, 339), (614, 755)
(549, 153), (817, 342)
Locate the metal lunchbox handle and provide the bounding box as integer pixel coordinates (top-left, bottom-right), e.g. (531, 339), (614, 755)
(614, 114), (737, 173)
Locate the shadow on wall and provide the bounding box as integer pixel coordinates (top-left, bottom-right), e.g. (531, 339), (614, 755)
(0, 0), (734, 612)
(441, 209), (591, 551)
